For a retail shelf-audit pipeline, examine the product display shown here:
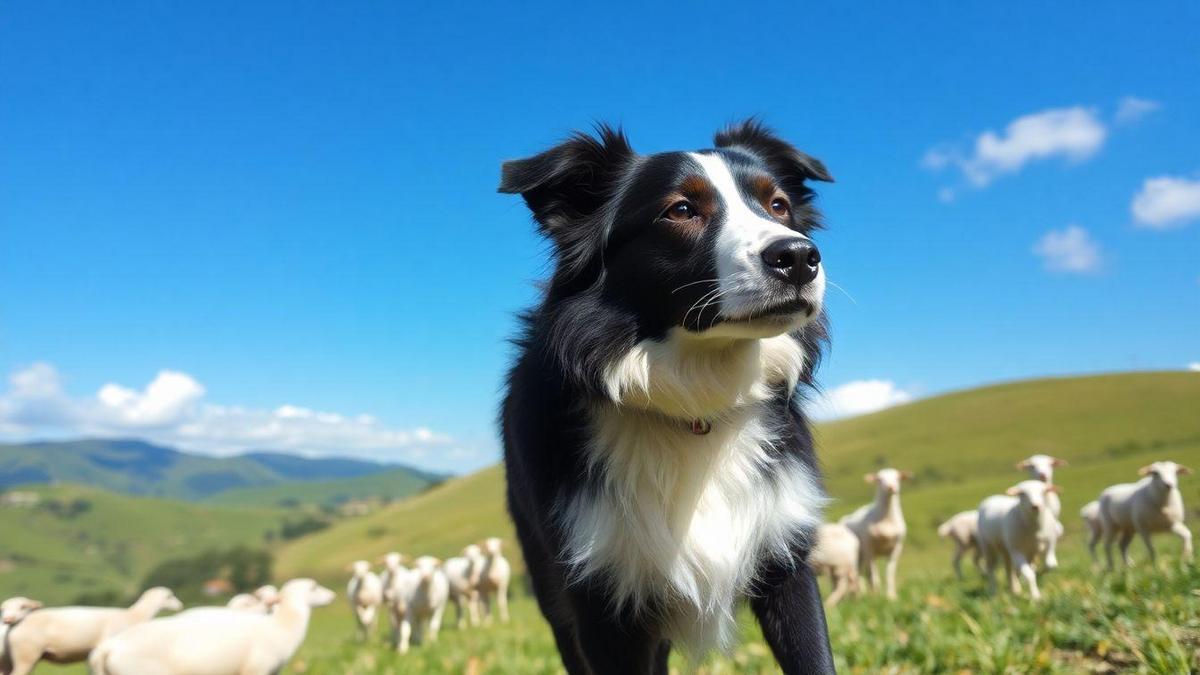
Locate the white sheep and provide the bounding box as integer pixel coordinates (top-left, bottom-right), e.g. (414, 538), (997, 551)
(3, 587), (181, 675)
(443, 544), (484, 628)
(808, 523), (859, 607)
(977, 480), (1061, 601)
(225, 585), (279, 613)
(476, 537), (511, 623)
(89, 578), (334, 675)
(0, 597), (42, 664)
(394, 556), (450, 654)
(346, 560), (383, 638)
(1099, 461), (1193, 569)
(840, 468), (911, 599)
(937, 510), (982, 580)
(1080, 500), (1103, 562)
(1017, 454), (1067, 569)
(379, 552), (411, 651)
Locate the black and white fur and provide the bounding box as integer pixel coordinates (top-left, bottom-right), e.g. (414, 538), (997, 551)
(500, 121), (836, 674)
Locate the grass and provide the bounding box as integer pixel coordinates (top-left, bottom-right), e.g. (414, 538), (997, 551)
(206, 468), (435, 508)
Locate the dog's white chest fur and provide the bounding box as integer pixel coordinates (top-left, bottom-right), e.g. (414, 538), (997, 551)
(562, 334), (824, 657)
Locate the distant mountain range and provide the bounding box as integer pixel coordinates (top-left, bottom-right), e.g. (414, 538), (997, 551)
(0, 438), (443, 502)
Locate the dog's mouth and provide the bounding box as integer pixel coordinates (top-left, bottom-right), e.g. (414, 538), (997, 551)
(724, 297), (814, 324)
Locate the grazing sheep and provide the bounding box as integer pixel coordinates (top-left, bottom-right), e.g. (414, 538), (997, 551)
(443, 544), (484, 628)
(395, 556), (450, 653)
(4, 587), (181, 675)
(1099, 461), (1193, 569)
(89, 578), (335, 675)
(0, 597), (42, 664)
(1017, 454), (1068, 569)
(1080, 500), (1103, 562)
(347, 560), (383, 639)
(937, 510), (982, 580)
(476, 537), (511, 623)
(840, 468), (911, 599)
(808, 523), (860, 607)
(977, 480), (1061, 601)
(225, 585), (279, 613)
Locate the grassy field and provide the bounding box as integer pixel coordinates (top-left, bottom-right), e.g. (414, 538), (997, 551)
(206, 468), (436, 508)
(0, 484), (288, 604)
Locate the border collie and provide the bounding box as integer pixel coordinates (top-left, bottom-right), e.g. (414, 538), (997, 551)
(500, 121), (835, 674)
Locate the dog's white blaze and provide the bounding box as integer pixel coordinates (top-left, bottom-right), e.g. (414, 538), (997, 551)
(688, 151), (824, 322)
(566, 331), (825, 659)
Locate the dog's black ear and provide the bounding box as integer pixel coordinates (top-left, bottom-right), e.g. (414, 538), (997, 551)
(499, 125), (635, 235)
(714, 119), (833, 184)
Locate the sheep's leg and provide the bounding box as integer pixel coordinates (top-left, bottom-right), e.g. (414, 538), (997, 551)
(1087, 525), (1100, 563)
(1139, 529), (1157, 567)
(398, 618), (412, 654)
(951, 543), (964, 580)
(430, 604), (445, 643)
(1103, 523), (1117, 571)
(497, 580), (510, 622)
(1171, 522), (1193, 564)
(885, 542), (903, 600)
(971, 546), (984, 576)
(467, 590), (481, 627)
(1118, 530), (1134, 567)
(480, 591), (493, 625)
(451, 594), (465, 629)
(1012, 552), (1040, 601)
(825, 570), (849, 608)
(1004, 552), (1020, 594)
(983, 547), (998, 595)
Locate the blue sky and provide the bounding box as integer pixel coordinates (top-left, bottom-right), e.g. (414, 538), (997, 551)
(2, 2), (1198, 473)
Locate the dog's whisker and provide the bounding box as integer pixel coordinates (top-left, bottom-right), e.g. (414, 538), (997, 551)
(671, 279), (721, 295)
(825, 279), (857, 305)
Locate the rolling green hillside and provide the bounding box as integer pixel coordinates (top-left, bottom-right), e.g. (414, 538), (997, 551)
(277, 371), (1200, 582)
(0, 484), (288, 604)
(208, 467), (436, 507)
(0, 439), (437, 503)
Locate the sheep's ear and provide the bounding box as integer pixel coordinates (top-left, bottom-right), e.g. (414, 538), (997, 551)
(899, 470), (914, 480)
(1005, 486), (1021, 496)
(1016, 459), (1031, 470)
(714, 119), (834, 184)
(1138, 465), (1153, 476)
(28, 600), (43, 610)
(499, 126), (635, 237)
(1052, 457), (1068, 467)
(864, 473), (877, 484)
(1178, 465), (1192, 475)
(1045, 484), (1061, 494)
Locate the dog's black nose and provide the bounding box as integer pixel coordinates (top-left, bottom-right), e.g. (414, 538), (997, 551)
(760, 238), (820, 286)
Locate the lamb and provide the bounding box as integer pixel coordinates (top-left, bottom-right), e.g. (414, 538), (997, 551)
(1017, 454), (1067, 569)
(226, 585), (279, 613)
(937, 510), (982, 580)
(89, 578), (335, 675)
(394, 556), (450, 654)
(475, 537), (511, 623)
(0, 598), (42, 664)
(840, 468), (911, 599)
(977, 480), (1061, 601)
(1099, 461), (1193, 569)
(3, 586), (181, 675)
(442, 544), (484, 628)
(379, 552), (411, 651)
(346, 560), (383, 638)
(808, 523), (860, 607)
(1080, 500), (1103, 562)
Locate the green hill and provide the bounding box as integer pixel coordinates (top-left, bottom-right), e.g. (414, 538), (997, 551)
(207, 468), (436, 508)
(277, 371), (1200, 581)
(0, 439), (438, 503)
(0, 484), (289, 604)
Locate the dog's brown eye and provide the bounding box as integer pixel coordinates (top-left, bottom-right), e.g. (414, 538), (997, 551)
(770, 197), (790, 217)
(665, 201), (696, 222)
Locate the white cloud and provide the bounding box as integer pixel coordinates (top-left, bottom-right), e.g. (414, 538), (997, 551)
(808, 380), (914, 421)
(1033, 225), (1103, 274)
(924, 106), (1107, 189)
(0, 363), (454, 463)
(1188, 362), (1200, 372)
(1115, 96), (1161, 124)
(1131, 176), (1200, 229)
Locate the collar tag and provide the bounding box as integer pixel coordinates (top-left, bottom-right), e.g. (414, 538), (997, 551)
(690, 418), (712, 435)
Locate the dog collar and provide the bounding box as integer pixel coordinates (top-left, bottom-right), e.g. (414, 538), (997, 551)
(689, 418), (712, 435)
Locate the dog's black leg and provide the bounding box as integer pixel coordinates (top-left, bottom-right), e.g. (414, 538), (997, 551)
(750, 557), (836, 674)
(570, 585), (660, 675)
